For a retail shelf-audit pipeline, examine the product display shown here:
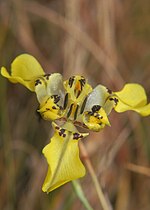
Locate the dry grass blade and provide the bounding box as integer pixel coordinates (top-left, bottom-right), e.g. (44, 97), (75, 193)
(80, 142), (113, 210)
(125, 163), (150, 177)
(25, 1), (124, 85)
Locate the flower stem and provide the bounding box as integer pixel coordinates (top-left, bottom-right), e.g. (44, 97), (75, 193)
(72, 180), (94, 210)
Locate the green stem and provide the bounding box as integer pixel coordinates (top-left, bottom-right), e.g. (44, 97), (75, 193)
(72, 179), (94, 210)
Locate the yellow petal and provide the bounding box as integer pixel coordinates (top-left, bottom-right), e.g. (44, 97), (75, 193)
(115, 100), (150, 116)
(134, 103), (150, 116)
(1, 66), (34, 91)
(115, 83), (147, 107)
(11, 54), (44, 80)
(42, 123), (88, 193)
(1, 54), (44, 91)
(114, 83), (150, 116)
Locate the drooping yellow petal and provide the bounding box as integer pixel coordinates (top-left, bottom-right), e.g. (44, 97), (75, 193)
(42, 122), (88, 193)
(1, 54), (44, 91)
(1, 66), (35, 90)
(114, 83), (150, 116)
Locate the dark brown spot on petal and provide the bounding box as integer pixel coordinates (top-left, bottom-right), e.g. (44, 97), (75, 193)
(59, 128), (66, 137)
(55, 126), (60, 130)
(88, 111), (93, 116)
(52, 95), (60, 104)
(44, 73), (51, 80)
(35, 79), (42, 86)
(73, 133), (81, 140)
(106, 87), (112, 94)
(109, 97), (119, 105)
(114, 98), (119, 105)
(92, 105), (101, 113)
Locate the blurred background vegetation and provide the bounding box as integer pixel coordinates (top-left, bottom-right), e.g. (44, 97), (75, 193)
(0, 0), (150, 210)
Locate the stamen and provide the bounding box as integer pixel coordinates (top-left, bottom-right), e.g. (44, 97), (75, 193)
(80, 97), (87, 114)
(67, 104), (73, 118)
(76, 90), (81, 98)
(79, 78), (86, 89)
(74, 105), (79, 120)
(64, 93), (68, 109)
(68, 76), (75, 88)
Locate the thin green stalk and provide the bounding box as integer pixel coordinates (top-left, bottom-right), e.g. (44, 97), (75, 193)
(72, 180), (94, 210)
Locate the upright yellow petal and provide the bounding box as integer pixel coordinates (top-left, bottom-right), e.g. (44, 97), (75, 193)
(42, 122), (88, 193)
(11, 54), (44, 80)
(1, 54), (44, 91)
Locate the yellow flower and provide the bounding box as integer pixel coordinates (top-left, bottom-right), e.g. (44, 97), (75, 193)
(1, 53), (150, 193)
(42, 122), (88, 193)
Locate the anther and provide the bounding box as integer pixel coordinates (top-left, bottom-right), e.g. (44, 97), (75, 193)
(68, 76), (75, 88)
